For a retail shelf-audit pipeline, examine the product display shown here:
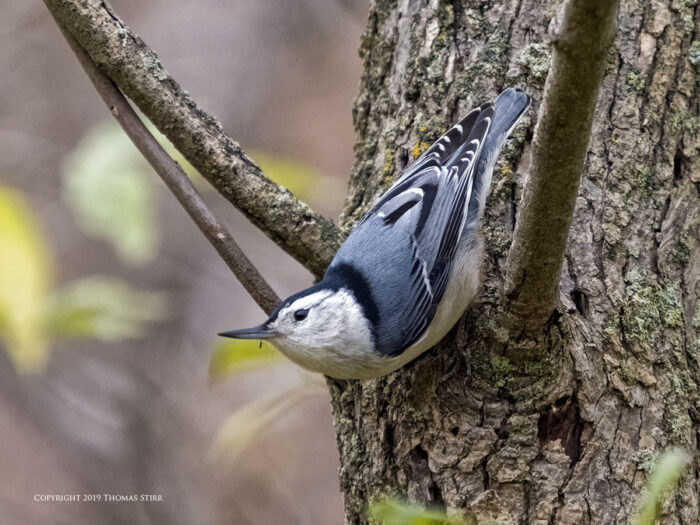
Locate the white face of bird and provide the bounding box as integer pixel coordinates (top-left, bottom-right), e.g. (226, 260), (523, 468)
(220, 288), (375, 373)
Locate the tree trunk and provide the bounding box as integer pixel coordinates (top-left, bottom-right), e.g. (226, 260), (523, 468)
(330, 1), (699, 523)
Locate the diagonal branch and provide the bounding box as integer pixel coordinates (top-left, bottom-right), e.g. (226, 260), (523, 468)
(48, 10), (280, 315)
(44, 0), (342, 280)
(503, 0), (619, 335)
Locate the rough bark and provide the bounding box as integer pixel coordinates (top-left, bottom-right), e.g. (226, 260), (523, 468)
(43, 0), (342, 279)
(331, 1), (700, 524)
(503, 0), (618, 335)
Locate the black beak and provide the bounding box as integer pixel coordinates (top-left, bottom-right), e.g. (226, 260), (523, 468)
(218, 324), (274, 340)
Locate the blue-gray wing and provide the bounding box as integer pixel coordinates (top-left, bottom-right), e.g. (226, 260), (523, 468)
(333, 103), (495, 354)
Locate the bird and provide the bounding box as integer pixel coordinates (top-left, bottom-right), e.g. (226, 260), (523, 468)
(220, 88), (530, 379)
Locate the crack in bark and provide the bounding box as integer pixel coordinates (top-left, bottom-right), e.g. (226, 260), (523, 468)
(651, 193), (672, 275)
(537, 396), (584, 466)
(605, 407), (624, 523)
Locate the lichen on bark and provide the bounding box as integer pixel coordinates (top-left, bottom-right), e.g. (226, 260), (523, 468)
(331, 1), (700, 524)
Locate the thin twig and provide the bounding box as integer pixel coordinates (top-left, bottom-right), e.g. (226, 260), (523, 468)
(48, 13), (280, 315)
(43, 0), (342, 279)
(503, 0), (619, 335)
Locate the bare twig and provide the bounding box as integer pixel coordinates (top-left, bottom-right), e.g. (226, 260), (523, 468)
(43, 0), (342, 279)
(48, 12), (280, 314)
(503, 0), (619, 335)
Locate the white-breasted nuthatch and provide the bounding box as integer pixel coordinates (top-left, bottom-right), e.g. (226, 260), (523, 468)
(220, 88), (530, 379)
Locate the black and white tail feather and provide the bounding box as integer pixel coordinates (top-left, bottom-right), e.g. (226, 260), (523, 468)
(467, 87), (531, 227)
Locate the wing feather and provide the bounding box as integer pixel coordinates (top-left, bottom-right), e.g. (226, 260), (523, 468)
(388, 107), (494, 353)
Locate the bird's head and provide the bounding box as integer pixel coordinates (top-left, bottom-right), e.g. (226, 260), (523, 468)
(219, 281), (376, 375)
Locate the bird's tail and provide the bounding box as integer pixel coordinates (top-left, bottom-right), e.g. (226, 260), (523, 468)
(465, 87), (530, 226)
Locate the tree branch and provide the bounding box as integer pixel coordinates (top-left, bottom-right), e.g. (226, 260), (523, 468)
(47, 9), (280, 315)
(43, 0), (342, 280)
(503, 0), (619, 335)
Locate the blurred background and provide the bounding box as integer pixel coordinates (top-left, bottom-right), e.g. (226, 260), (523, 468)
(0, 1), (367, 523)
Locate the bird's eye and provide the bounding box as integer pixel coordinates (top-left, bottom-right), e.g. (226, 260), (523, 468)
(293, 309), (309, 322)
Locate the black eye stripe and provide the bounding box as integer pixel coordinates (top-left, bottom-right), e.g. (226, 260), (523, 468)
(293, 309), (309, 322)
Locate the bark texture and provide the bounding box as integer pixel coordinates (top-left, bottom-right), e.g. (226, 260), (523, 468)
(331, 1), (700, 523)
(503, 0), (618, 335)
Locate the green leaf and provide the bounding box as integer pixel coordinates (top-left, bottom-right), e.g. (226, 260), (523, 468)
(62, 120), (159, 264)
(369, 498), (468, 525)
(633, 448), (690, 525)
(44, 276), (168, 341)
(209, 383), (323, 464)
(209, 338), (284, 380)
(0, 186), (53, 373)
